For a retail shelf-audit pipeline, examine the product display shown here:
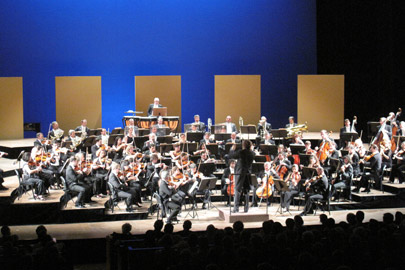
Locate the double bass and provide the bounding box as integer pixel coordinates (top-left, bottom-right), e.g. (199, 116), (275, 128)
(391, 108), (402, 152)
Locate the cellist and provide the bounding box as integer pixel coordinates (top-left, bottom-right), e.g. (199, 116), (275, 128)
(221, 159), (236, 206)
(316, 130), (334, 165)
(251, 161), (279, 207)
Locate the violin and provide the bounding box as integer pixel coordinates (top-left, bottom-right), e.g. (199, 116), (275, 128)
(304, 174), (323, 191)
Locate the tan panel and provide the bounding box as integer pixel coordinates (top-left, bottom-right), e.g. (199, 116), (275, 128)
(0, 77), (24, 139)
(215, 75), (261, 129)
(135, 75), (181, 125)
(55, 76), (102, 131)
(297, 75), (344, 132)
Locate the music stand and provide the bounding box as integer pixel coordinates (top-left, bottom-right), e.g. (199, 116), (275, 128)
(111, 128), (123, 135)
(254, 155), (267, 163)
(157, 136), (172, 144)
(367, 121), (379, 140)
(199, 163), (216, 176)
(271, 129), (288, 139)
(214, 133), (231, 142)
(290, 144), (306, 155)
(155, 127), (170, 137)
(108, 134), (124, 146)
(83, 136), (96, 151)
(75, 131), (82, 138)
(62, 141), (72, 149)
(302, 167), (317, 179)
(212, 125), (227, 134)
(298, 154), (311, 167)
(274, 179), (291, 215)
(340, 132), (359, 144)
(252, 162), (265, 174)
(180, 142), (197, 154)
(206, 144), (219, 156)
(158, 143), (173, 153)
(206, 177), (219, 210)
(225, 143), (241, 154)
(186, 132), (204, 143)
(152, 107), (167, 116)
(134, 137), (148, 150)
(259, 145), (277, 156)
(240, 125), (257, 140)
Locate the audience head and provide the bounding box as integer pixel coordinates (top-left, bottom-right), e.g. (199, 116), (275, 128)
(122, 223), (132, 235)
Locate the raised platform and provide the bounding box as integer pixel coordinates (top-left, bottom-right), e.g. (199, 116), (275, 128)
(0, 138), (35, 159)
(218, 207), (270, 223)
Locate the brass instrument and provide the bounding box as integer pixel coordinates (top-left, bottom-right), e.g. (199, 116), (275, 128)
(239, 116), (243, 133)
(286, 122), (308, 139)
(50, 128), (64, 141)
(71, 136), (84, 151)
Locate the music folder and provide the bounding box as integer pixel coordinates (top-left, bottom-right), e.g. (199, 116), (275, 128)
(340, 132), (359, 142)
(289, 144), (306, 155)
(152, 107), (167, 116)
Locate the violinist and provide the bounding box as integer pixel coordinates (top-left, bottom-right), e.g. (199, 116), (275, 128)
(303, 141), (316, 155)
(252, 161), (279, 207)
(159, 170), (181, 224)
(389, 141), (405, 184)
(143, 144), (160, 162)
(193, 142), (210, 156)
(124, 118), (139, 137)
(353, 144), (382, 193)
(75, 152), (98, 201)
(112, 137), (126, 162)
(281, 164), (301, 211)
(48, 121), (64, 142)
(120, 160), (142, 206)
(0, 151), (8, 190)
(146, 153), (166, 193)
(300, 167), (328, 216)
(176, 152), (192, 170)
(197, 151), (216, 164)
(169, 143), (182, 162)
(47, 142), (64, 189)
(348, 145), (361, 177)
(285, 116), (297, 128)
(108, 163), (136, 212)
(30, 146), (55, 189)
(331, 155), (353, 200)
(291, 133), (304, 145)
(91, 137), (103, 160)
(92, 149), (111, 196)
(21, 152), (46, 200)
(66, 157), (91, 208)
(187, 163), (210, 209)
(34, 133), (50, 151)
(307, 154), (321, 169)
(380, 141), (393, 169)
(142, 133), (159, 152)
(192, 114), (206, 132)
(170, 166), (193, 194)
(75, 119), (90, 137)
(221, 159), (236, 205)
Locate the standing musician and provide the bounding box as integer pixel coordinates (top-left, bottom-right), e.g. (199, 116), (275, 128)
(389, 141), (405, 184)
(108, 163), (136, 212)
(375, 117), (392, 140)
(75, 119), (90, 137)
(224, 115), (237, 134)
(285, 116), (297, 128)
(159, 170), (182, 224)
(221, 159), (236, 205)
(48, 121), (64, 142)
(353, 144), (382, 193)
(252, 161), (279, 207)
(229, 140), (255, 213)
(146, 153), (166, 194)
(339, 119), (357, 149)
(192, 114), (206, 132)
(147, 97), (163, 116)
(21, 152), (46, 200)
(331, 155), (353, 200)
(142, 133), (159, 152)
(124, 119), (139, 137)
(281, 164), (301, 211)
(66, 157), (91, 208)
(101, 128), (109, 146)
(256, 116), (272, 145)
(300, 167), (328, 216)
(0, 151), (8, 190)
(398, 121), (405, 136)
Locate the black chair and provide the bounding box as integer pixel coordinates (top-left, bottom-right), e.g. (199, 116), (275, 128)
(314, 182), (332, 215)
(59, 176), (78, 208)
(152, 192), (166, 220)
(107, 181), (124, 213)
(334, 175), (353, 201)
(14, 168), (36, 200)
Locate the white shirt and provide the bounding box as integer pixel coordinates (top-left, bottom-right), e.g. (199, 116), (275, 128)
(226, 123), (233, 133)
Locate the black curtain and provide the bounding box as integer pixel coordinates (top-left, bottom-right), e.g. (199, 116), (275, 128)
(317, 0), (405, 139)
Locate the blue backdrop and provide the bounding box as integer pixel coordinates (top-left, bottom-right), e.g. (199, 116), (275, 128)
(0, 0), (316, 137)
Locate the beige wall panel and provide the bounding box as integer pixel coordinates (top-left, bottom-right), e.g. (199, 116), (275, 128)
(135, 75), (181, 125)
(0, 77), (24, 139)
(55, 76), (102, 131)
(215, 75), (261, 129)
(297, 75), (344, 132)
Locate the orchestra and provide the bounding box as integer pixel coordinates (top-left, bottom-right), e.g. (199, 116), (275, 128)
(2, 102), (404, 222)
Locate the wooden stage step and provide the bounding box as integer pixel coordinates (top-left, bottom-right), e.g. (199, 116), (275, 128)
(218, 207), (270, 223)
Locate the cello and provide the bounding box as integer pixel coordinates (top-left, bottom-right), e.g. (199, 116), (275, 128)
(227, 174), (235, 196)
(317, 131), (332, 164)
(256, 173), (274, 198)
(390, 108), (402, 152)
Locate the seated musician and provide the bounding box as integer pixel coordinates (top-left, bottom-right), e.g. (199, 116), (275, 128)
(152, 116), (168, 136)
(274, 152), (292, 179)
(322, 142), (340, 176)
(187, 163), (210, 209)
(200, 132), (214, 145)
(143, 144), (160, 162)
(331, 155), (353, 200)
(176, 152), (192, 171)
(147, 97), (163, 116)
(91, 137), (103, 160)
(120, 160), (142, 206)
(188, 123), (199, 133)
(252, 161), (279, 207)
(30, 146), (56, 190)
(21, 152), (46, 200)
(353, 144), (382, 193)
(197, 151), (216, 164)
(380, 141), (392, 169)
(303, 141), (316, 155)
(92, 149), (111, 195)
(153, 116), (166, 129)
(74, 152), (98, 201)
(221, 159), (236, 205)
(348, 145), (361, 177)
(146, 153), (166, 193)
(286, 116), (297, 128)
(339, 119), (357, 149)
(389, 141), (405, 184)
(142, 133), (159, 152)
(48, 121), (64, 142)
(159, 170), (182, 224)
(47, 142), (65, 189)
(194, 142), (210, 156)
(66, 157), (91, 208)
(75, 119), (90, 137)
(192, 114), (206, 132)
(291, 133), (304, 145)
(0, 152), (8, 190)
(101, 128), (109, 146)
(112, 137), (126, 162)
(225, 115), (237, 133)
(178, 133), (188, 144)
(34, 132), (50, 150)
(305, 154), (320, 169)
(169, 143), (182, 162)
(256, 116), (272, 146)
(227, 132), (240, 144)
(398, 121), (405, 136)
(124, 119), (139, 137)
(316, 130), (335, 166)
(263, 132), (275, 145)
(281, 164), (302, 211)
(123, 126), (138, 148)
(66, 129), (84, 153)
(108, 163), (136, 212)
(300, 167), (328, 216)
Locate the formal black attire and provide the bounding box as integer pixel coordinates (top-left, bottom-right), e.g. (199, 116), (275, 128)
(142, 140), (160, 152)
(281, 173), (302, 210)
(22, 163), (45, 195)
(376, 124), (392, 139)
(146, 162), (163, 193)
(253, 169), (279, 206)
(389, 151), (405, 183)
(302, 174), (328, 215)
(350, 152), (361, 177)
(193, 121), (206, 132)
(75, 126), (90, 135)
(229, 148), (255, 212)
(66, 165), (90, 207)
(285, 123), (297, 128)
(332, 164), (353, 199)
(91, 144), (101, 160)
(356, 152), (382, 191)
(108, 172), (134, 209)
(339, 126), (357, 148)
(159, 179), (181, 223)
(221, 167), (234, 203)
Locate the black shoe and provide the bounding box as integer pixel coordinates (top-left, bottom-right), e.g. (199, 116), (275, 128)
(225, 202), (230, 206)
(86, 200), (97, 204)
(352, 188), (360, 193)
(299, 212), (306, 216)
(126, 207), (134, 212)
(362, 188), (370, 193)
(202, 203), (207, 209)
(0, 185), (9, 191)
(232, 209), (239, 213)
(250, 203), (258, 207)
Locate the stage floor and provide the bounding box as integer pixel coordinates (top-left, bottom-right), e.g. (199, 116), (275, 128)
(0, 138), (36, 148)
(6, 204), (405, 241)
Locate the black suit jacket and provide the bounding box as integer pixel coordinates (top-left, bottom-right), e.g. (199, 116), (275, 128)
(285, 123), (297, 128)
(66, 166), (79, 188)
(159, 180), (174, 201)
(75, 126), (90, 134)
(257, 123), (272, 135)
(147, 104), (163, 116)
(108, 173), (124, 191)
(226, 138), (241, 144)
(91, 144), (100, 160)
(376, 124), (392, 139)
(229, 148), (255, 190)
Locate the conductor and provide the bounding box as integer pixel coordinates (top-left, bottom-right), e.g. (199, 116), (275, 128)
(229, 139), (255, 213)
